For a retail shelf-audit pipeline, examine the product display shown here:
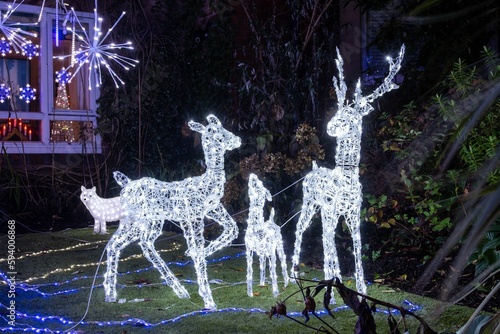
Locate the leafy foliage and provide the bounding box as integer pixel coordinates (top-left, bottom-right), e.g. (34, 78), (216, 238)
(269, 276), (438, 334)
(361, 48), (500, 267)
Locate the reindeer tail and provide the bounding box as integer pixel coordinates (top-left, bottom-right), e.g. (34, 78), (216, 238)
(113, 171), (131, 187)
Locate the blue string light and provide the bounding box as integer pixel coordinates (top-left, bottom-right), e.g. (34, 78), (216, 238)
(0, 242), (421, 333)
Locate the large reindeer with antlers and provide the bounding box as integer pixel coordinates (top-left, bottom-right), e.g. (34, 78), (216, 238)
(291, 45), (405, 295)
(103, 115), (241, 310)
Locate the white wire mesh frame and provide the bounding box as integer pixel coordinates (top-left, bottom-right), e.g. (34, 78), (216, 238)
(103, 115), (241, 310)
(245, 173), (289, 298)
(292, 45), (405, 296)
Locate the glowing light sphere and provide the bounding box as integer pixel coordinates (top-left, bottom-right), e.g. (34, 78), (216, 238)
(292, 45), (405, 297)
(0, 1), (38, 53)
(55, 1), (139, 90)
(56, 67), (71, 84)
(104, 115), (241, 310)
(21, 40), (39, 59)
(0, 37), (11, 56)
(0, 83), (10, 103)
(19, 84), (36, 103)
(80, 186), (126, 235)
(245, 173), (289, 298)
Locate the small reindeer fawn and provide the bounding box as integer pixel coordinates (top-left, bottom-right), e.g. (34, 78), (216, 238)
(245, 173), (289, 297)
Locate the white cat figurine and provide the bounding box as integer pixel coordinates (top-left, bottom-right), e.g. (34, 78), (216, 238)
(80, 186), (127, 234)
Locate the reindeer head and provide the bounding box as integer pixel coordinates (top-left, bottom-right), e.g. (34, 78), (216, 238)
(248, 173), (272, 205)
(189, 114), (241, 169)
(327, 45), (405, 139)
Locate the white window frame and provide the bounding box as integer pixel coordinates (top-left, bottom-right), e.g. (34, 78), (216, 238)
(0, 1), (101, 155)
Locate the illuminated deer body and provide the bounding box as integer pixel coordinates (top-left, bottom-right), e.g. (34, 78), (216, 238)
(103, 115), (241, 310)
(292, 45), (405, 295)
(245, 173), (289, 297)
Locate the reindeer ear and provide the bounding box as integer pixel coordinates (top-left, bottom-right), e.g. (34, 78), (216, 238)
(92, 186), (96, 192)
(81, 185), (85, 191)
(266, 190), (272, 202)
(207, 114), (221, 126)
(189, 120), (205, 133)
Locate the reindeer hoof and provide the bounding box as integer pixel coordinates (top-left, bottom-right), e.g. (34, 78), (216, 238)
(105, 296), (116, 303)
(203, 303), (217, 311)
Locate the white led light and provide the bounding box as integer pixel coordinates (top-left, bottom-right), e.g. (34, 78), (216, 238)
(292, 45), (405, 296)
(245, 173), (289, 297)
(103, 115), (241, 310)
(80, 186), (126, 235)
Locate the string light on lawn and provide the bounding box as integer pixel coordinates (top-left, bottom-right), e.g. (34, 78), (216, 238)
(20, 243), (184, 284)
(56, 0), (139, 90)
(0, 0), (38, 54)
(0, 299), (422, 332)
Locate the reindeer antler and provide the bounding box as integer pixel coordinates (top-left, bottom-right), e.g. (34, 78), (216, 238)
(364, 44), (405, 104)
(332, 47), (348, 109)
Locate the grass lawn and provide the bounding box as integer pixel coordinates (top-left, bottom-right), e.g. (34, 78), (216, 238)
(0, 227), (480, 333)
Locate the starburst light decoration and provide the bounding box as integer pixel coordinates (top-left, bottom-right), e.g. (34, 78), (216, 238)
(19, 84), (36, 103)
(56, 0), (139, 90)
(0, 1), (38, 54)
(104, 115), (241, 310)
(80, 186), (126, 235)
(245, 173), (289, 298)
(0, 83), (10, 102)
(291, 45), (405, 297)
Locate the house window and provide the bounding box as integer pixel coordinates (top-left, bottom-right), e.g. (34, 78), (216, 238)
(0, 2), (100, 154)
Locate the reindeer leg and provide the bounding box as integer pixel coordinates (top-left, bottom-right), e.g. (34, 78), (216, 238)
(246, 248), (254, 297)
(345, 211), (367, 294)
(103, 218), (137, 302)
(291, 192), (318, 279)
(320, 207), (342, 304)
(204, 205), (238, 257)
(269, 252), (279, 298)
(259, 255), (267, 287)
(93, 219), (101, 235)
(101, 221), (107, 235)
(321, 208), (342, 283)
(183, 219), (216, 309)
(139, 220), (190, 299)
(276, 236), (289, 287)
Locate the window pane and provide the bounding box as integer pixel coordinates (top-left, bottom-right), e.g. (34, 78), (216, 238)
(52, 20), (91, 111)
(1, 118), (40, 141)
(50, 120), (94, 143)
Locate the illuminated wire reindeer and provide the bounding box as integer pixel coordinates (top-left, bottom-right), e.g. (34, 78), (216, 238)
(103, 115), (241, 310)
(245, 173), (289, 297)
(292, 45), (405, 295)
